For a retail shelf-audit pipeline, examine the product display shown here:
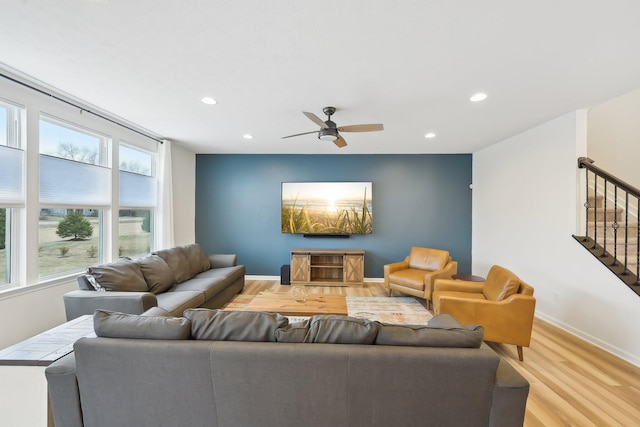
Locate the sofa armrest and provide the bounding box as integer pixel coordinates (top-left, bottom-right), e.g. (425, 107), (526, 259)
(489, 359), (529, 427)
(45, 353), (83, 427)
(63, 290), (158, 321)
(208, 254), (238, 268)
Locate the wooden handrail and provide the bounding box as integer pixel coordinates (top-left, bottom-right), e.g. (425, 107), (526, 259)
(578, 157), (640, 198)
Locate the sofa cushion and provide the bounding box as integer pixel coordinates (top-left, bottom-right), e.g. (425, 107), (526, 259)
(154, 246), (193, 284)
(135, 255), (175, 294)
(408, 247), (449, 271)
(87, 259), (148, 292)
(275, 319), (310, 343)
(375, 314), (484, 348)
(155, 291), (206, 316)
(483, 265), (520, 301)
(184, 309), (289, 342)
(306, 315), (380, 344)
(93, 309), (191, 340)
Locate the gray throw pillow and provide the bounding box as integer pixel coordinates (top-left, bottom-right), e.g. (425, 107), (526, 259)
(184, 309), (289, 342)
(87, 259), (148, 292)
(182, 243), (211, 277)
(275, 319), (310, 343)
(154, 246), (193, 284)
(375, 314), (484, 348)
(306, 315), (380, 344)
(135, 254), (175, 294)
(93, 309), (191, 340)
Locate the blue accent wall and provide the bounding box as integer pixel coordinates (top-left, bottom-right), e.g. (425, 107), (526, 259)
(195, 154), (472, 277)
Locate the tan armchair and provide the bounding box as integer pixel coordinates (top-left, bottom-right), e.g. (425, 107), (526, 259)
(433, 265), (536, 361)
(384, 247), (458, 309)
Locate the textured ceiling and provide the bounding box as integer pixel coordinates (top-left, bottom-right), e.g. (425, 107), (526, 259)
(2, 1), (640, 154)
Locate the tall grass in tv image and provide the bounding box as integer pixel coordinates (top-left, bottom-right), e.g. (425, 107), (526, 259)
(281, 182), (373, 234)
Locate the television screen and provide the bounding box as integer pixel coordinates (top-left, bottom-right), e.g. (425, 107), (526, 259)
(281, 182), (373, 235)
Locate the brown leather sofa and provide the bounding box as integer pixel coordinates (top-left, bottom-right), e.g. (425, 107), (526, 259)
(384, 246), (458, 309)
(433, 265), (536, 361)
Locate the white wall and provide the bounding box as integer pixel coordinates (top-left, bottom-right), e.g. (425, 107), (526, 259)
(588, 88), (640, 187)
(473, 111), (640, 367)
(170, 144), (196, 246)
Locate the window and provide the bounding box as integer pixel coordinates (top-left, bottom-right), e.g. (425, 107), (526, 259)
(118, 144), (156, 259)
(39, 116), (110, 277)
(0, 99), (24, 287)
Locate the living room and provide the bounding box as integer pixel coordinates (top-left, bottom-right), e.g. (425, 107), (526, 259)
(1, 1), (640, 426)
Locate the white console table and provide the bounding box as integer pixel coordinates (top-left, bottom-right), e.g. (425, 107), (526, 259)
(0, 315), (94, 427)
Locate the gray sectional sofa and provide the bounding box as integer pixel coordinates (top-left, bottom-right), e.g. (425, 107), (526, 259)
(46, 310), (529, 427)
(63, 244), (245, 320)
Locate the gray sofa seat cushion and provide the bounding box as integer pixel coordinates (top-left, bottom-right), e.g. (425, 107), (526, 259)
(135, 254), (175, 294)
(155, 290), (206, 316)
(87, 259), (148, 292)
(192, 265), (244, 282)
(184, 309), (289, 341)
(93, 309), (191, 340)
(307, 315), (380, 344)
(375, 314), (485, 348)
(171, 266), (244, 300)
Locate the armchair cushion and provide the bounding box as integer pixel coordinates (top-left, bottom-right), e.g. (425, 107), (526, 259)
(483, 266), (520, 301)
(408, 247), (449, 271)
(87, 259), (148, 292)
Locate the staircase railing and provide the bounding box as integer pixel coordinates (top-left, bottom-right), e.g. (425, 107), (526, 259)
(573, 157), (640, 296)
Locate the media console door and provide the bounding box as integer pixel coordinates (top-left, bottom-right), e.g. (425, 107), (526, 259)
(290, 249), (364, 286)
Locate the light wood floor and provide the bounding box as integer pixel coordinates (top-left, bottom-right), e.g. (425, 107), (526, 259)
(245, 279), (640, 427)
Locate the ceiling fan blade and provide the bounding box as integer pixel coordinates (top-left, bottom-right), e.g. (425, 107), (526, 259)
(303, 111), (328, 128)
(337, 124), (384, 132)
(281, 130), (318, 139)
(333, 135), (347, 148)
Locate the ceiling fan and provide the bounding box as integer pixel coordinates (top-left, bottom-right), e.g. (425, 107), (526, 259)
(282, 106), (384, 148)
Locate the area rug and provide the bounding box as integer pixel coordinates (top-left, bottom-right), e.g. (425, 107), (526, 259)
(221, 294), (254, 310)
(346, 297), (433, 325)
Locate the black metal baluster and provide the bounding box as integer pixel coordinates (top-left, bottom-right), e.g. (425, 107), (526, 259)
(601, 179), (608, 258)
(593, 174), (598, 248)
(612, 185), (618, 266)
(622, 192), (629, 273)
(583, 169), (590, 242)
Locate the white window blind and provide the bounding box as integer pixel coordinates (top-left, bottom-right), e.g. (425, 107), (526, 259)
(119, 171), (157, 208)
(0, 145), (24, 206)
(39, 154), (110, 206)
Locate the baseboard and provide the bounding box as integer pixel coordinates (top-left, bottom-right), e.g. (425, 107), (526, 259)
(535, 311), (640, 368)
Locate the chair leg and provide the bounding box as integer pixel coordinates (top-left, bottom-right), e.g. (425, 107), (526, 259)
(517, 345), (524, 361)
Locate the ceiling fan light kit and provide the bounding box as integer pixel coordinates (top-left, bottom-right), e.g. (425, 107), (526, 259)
(282, 106), (383, 148)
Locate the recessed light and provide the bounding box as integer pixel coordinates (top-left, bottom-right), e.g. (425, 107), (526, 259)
(424, 132), (436, 139)
(201, 97), (217, 105)
(243, 134), (254, 140)
(470, 92), (487, 102)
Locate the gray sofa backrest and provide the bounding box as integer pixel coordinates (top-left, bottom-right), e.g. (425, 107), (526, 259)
(53, 337), (528, 427)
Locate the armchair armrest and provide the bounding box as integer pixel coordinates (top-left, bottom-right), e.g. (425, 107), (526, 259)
(434, 278), (484, 294)
(423, 260), (459, 299)
(208, 254), (238, 268)
(383, 257), (409, 277)
(437, 294), (536, 346)
(63, 290), (158, 321)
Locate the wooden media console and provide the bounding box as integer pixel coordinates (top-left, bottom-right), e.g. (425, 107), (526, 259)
(290, 248), (364, 286)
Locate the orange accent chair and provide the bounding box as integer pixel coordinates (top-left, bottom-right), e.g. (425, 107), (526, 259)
(384, 247), (458, 309)
(433, 265), (536, 361)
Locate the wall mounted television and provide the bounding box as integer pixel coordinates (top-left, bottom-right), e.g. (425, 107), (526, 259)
(281, 182), (373, 236)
